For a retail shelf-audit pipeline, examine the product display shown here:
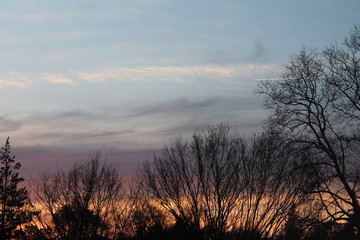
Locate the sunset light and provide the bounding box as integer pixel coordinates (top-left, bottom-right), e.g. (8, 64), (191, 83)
(0, 1), (359, 239)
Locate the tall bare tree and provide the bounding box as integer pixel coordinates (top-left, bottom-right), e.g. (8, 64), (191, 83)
(192, 125), (246, 239)
(233, 131), (316, 240)
(138, 124), (246, 240)
(257, 25), (360, 234)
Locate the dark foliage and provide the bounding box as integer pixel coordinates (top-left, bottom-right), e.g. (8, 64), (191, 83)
(0, 138), (34, 240)
(32, 154), (124, 240)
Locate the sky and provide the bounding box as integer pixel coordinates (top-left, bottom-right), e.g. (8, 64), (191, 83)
(1, 0), (359, 176)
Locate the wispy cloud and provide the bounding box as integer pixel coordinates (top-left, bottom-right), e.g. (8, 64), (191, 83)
(41, 74), (76, 85)
(71, 64), (281, 83)
(11, 95), (263, 147)
(0, 72), (77, 87)
(254, 77), (284, 81)
(0, 72), (30, 88)
(71, 66), (198, 83)
(124, 97), (220, 118)
(0, 80), (27, 88)
(0, 64), (281, 88)
(0, 116), (21, 132)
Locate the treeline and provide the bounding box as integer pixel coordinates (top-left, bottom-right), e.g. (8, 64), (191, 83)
(0, 26), (359, 240)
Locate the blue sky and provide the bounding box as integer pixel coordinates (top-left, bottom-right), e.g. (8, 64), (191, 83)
(1, 0), (359, 176)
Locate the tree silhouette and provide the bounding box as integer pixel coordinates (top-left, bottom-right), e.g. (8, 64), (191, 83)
(137, 124), (313, 240)
(0, 137), (33, 240)
(138, 124), (245, 240)
(131, 203), (166, 238)
(282, 205), (304, 240)
(231, 130), (316, 240)
(52, 202), (103, 240)
(257, 25), (360, 236)
(32, 153), (124, 240)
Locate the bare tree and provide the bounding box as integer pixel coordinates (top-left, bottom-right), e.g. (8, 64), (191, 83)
(325, 26), (360, 124)
(192, 125), (247, 238)
(137, 124), (313, 240)
(257, 25), (360, 234)
(32, 153), (124, 240)
(233, 131), (316, 240)
(137, 124), (246, 240)
(139, 137), (203, 234)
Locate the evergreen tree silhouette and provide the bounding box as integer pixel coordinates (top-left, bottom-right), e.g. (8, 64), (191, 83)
(0, 137), (32, 240)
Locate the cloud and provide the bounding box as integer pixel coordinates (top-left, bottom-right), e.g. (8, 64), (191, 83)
(125, 97), (220, 118)
(25, 110), (102, 129)
(12, 94), (264, 148)
(31, 129), (120, 145)
(0, 80), (27, 88)
(250, 42), (265, 60)
(118, 96), (265, 136)
(41, 74), (76, 85)
(0, 72), (30, 88)
(0, 116), (21, 132)
(254, 77), (284, 81)
(0, 63), (281, 89)
(6, 93), (266, 179)
(71, 64), (281, 84)
(204, 42), (268, 65)
(0, 72), (77, 88)
(71, 66), (197, 83)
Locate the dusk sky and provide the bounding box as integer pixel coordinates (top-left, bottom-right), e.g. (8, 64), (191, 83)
(1, 0), (359, 176)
